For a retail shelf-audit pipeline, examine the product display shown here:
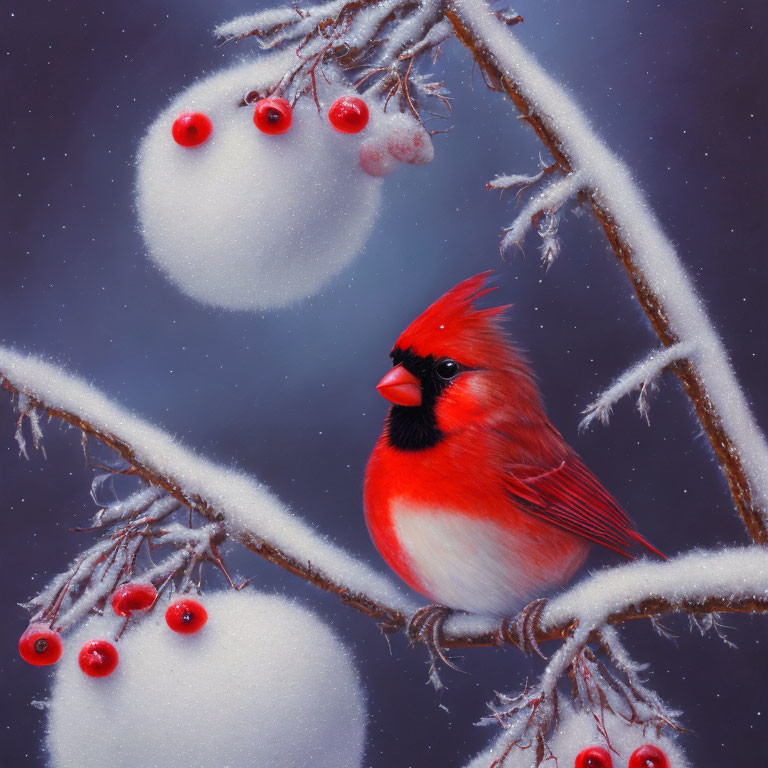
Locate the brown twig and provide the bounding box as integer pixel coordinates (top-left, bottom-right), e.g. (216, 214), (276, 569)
(444, 5), (768, 545)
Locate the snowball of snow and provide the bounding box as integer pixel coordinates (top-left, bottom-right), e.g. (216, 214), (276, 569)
(136, 52), (383, 310)
(47, 591), (367, 768)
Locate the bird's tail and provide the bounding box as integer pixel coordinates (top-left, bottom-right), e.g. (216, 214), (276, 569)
(628, 529), (667, 560)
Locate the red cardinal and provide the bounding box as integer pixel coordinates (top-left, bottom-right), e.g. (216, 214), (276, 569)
(364, 272), (662, 616)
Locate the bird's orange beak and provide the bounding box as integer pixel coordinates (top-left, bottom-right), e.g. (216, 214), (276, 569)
(376, 364), (422, 406)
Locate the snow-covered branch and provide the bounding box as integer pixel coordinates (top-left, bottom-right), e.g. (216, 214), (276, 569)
(443, 546), (768, 648)
(24, 493), (201, 632)
(216, 0), (452, 118)
(447, 0), (768, 543)
(0, 347), (416, 632)
(499, 170), (584, 266)
(580, 341), (696, 429)
(470, 624), (681, 768)
(486, 158), (559, 193)
(3, 345), (768, 654)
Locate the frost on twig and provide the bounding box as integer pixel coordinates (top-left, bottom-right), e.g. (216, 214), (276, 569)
(499, 171), (585, 267)
(21, 480), (234, 632)
(13, 391), (46, 459)
(215, 1), (452, 121)
(487, 171), (545, 191)
(474, 624), (679, 768)
(580, 341), (696, 429)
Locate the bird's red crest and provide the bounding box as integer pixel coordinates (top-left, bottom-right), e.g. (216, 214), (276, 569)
(394, 271), (511, 364)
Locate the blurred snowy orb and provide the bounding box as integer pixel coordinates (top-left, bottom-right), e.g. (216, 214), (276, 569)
(47, 591), (367, 768)
(136, 52), (383, 310)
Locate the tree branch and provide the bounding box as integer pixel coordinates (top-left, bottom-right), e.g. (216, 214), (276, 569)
(445, 0), (768, 544)
(0, 348), (414, 632)
(2, 349), (768, 652)
(580, 341), (696, 429)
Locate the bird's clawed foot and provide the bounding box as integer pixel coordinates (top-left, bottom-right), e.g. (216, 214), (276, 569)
(503, 597), (549, 659)
(408, 604), (460, 687)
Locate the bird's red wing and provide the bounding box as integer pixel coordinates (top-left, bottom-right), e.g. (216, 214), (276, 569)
(505, 455), (664, 559)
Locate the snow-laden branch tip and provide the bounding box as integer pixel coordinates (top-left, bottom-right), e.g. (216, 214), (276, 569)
(500, 171), (583, 248)
(580, 341), (696, 430)
(486, 165), (554, 192)
(457, 546), (768, 766)
(215, 2), (348, 43)
(0, 347), (418, 627)
(448, 0), (768, 543)
(472, 625), (680, 767)
(13, 392), (45, 458)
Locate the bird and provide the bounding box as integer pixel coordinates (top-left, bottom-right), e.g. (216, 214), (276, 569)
(364, 271), (663, 619)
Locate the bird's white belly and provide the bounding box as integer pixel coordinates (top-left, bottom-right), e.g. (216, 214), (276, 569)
(391, 500), (583, 615)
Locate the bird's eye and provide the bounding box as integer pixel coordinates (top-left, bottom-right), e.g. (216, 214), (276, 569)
(172, 111), (213, 147)
(575, 746), (613, 768)
(628, 745), (669, 768)
(435, 359), (460, 380)
(253, 98), (293, 135)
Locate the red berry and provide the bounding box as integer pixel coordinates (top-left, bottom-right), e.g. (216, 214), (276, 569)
(111, 583), (157, 617)
(327, 96), (369, 134)
(628, 745), (670, 768)
(78, 639), (119, 678)
(171, 111), (213, 147)
(165, 598), (207, 634)
(18, 625), (62, 666)
(575, 746), (613, 768)
(253, 98), (292, 135)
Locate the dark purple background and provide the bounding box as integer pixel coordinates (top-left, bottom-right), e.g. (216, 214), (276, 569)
(1, 0), (767, 765)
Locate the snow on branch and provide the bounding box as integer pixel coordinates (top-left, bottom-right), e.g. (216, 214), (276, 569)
(499, 170), (585, 266)
(486, 157), (559, 193)
(541, 545), (768, 631)
(469, 623), (681, 768)
(442, 546), (768, 648)
(215, 0), (453, 118)
(0, 347), (417, 631)
(580, 341), (696, 429)
(4, 348), (768, 651)
(447, 0), (768, 544)
(24, 493), (196, 632)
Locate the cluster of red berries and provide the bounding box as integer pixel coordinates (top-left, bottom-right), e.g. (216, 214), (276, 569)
(18, 584), (208, 678)
(171, 95), (370, 147)
(575, 744), (670, 768)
